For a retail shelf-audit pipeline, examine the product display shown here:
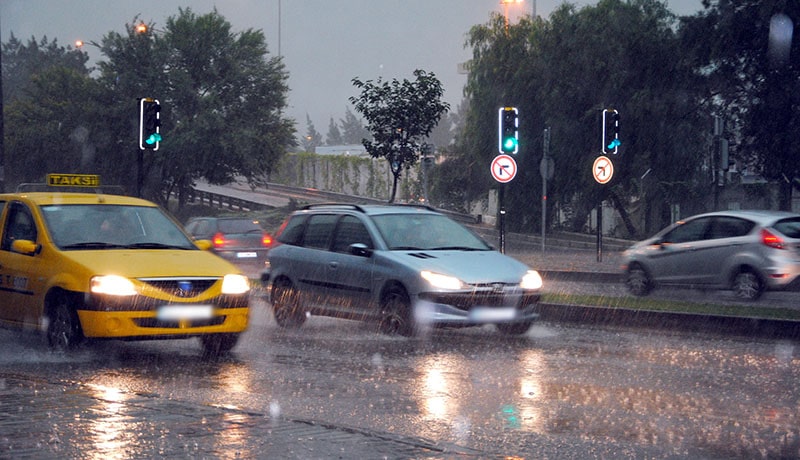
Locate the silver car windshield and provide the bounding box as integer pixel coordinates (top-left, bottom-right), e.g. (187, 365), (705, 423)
(372, 213), (490, 251)
(41, 204), (197, 250)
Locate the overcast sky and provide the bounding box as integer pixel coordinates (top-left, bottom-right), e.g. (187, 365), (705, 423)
(1, 0), (702, 137)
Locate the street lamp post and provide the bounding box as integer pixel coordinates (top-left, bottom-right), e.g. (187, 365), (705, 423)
(500, 0), (524, 31)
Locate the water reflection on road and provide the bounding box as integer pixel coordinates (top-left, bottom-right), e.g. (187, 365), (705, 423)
(0, 298), (798, 458)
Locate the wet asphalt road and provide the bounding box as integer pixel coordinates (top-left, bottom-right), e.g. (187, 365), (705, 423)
(1, 293), (799, 459)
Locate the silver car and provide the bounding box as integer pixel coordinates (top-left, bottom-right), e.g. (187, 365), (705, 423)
(262, 204), (543, 336)
(622, 210), (800, 300)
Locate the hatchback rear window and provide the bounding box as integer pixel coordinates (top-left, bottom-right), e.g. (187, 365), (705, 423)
(773, 217), (800, 238)
(218, 219), (262, 233)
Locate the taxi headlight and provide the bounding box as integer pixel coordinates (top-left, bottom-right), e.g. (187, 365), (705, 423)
(222, 274), (250, 294)
(520, 270), (543, 290)
(421, 270), (465, 290)
(91, 275), (137, 296)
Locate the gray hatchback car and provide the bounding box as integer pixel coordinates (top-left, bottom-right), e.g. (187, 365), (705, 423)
(262, 204), (543, 336)
(622, 210), (800, 300)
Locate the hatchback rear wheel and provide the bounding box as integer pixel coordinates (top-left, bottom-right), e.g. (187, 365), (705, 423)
(732, 269), (764, 300)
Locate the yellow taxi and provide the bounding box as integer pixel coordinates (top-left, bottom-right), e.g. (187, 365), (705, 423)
(0, 181), (250, 355)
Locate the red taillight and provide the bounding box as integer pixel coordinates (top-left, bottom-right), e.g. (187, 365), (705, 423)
(761, 228), (785, 249)
(262, 233), (273, 247)
(212, 232), (226, 248)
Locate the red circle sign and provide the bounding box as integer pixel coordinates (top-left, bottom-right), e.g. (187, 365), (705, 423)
(592, 155), (614, 184)
(491, 154), (517, 183)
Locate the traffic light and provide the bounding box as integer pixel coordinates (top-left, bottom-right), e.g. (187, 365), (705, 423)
(139, 98), (161, 150)
(498, 107), (519, 154)
(602, 108), (620, 154)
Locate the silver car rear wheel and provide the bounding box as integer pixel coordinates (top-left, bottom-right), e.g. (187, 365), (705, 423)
(732, 270), (764, 301)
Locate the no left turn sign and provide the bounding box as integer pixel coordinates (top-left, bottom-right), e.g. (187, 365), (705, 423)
(491, 154), (517, 183)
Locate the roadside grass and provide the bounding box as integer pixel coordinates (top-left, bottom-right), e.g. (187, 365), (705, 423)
(542, 292), (800, 321)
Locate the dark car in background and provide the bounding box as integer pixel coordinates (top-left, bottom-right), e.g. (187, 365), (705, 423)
(185, 217), (272, 276)
(622, 210), (800, 300)
(262, 203), (543, 336)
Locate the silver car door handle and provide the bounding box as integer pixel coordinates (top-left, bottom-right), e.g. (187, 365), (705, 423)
(328, 261), (338, 269)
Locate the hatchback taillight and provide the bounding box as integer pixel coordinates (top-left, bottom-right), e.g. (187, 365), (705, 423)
(212, 232), (226, 248)
(262, 233), (273, 247)
(761, 228), (785, 249)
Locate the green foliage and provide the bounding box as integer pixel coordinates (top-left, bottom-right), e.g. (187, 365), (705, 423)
(339, 107), (372, 145)
(350, 69), (450, 202)
(3, 9), (294, 205)
(681, 0), (800, 210)
(460, 1), (706, 235)
(301, 114), (323, 152)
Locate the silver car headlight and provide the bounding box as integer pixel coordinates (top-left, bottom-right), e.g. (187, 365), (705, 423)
(222, 274), (250, 294)
(91, 275), (137, 296)
(520, 270), (543, 290)
(421, 270), (465, 290)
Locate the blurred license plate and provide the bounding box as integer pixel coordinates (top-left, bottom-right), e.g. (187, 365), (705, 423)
(157, 305), (213, 320)
(469, 307), (516, 321)
(236, 252), (257, 258)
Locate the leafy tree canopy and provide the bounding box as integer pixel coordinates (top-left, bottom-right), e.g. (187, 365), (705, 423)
(350, 69), (449, 202)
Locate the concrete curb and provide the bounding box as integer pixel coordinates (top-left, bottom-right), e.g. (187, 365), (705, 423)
(536, 302), (800, 340)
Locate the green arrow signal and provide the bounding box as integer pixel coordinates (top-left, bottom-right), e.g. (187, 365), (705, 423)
(146, 133), (162, 145)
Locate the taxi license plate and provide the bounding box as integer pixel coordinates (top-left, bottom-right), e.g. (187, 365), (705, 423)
(157, 305), (213, 320)
(469, 307), (516, 321)
(236, 252), (257, 259)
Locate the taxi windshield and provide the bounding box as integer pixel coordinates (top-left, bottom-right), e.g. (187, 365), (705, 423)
(41, 204), (197, 250)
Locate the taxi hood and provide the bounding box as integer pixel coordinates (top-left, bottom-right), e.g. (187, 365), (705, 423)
(65, 248), (240, 278)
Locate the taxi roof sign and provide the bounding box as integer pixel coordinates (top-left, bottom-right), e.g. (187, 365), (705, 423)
(47, 174), (101, 187)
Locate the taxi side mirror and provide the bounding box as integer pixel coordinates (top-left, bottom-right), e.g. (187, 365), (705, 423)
(194, 239), (213, 251)
(11, 239), (40, 255)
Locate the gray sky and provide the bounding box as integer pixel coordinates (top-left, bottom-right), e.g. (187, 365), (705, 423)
(1, 0), (702, 137)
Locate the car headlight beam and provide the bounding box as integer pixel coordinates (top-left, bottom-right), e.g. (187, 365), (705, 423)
(222, 274), (250, 295)
(520, 270), (543, 290)
(421, 270), (465, 290)
(91, 275), (137, 296)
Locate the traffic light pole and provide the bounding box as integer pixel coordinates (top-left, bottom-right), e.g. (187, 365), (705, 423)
(499, 186), (506, 254)
(137, 149), (144, 198)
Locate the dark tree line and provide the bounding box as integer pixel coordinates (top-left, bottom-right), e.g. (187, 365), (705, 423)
(435, 0), (799, 237)
(2, 8), (295, 210)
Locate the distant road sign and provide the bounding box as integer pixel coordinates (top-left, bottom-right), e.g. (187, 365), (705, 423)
(491, 154), (517, 183)
(592, 156), (614, 184)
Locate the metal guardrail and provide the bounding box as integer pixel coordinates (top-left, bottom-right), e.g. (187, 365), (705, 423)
(185, 189), (264, 212)
(189, 182), (633, 250)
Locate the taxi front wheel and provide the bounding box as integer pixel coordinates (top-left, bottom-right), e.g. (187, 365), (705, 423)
(47, 297), (84, 351)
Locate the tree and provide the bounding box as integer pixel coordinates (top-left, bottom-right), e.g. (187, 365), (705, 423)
(325, 117), (343, 145)
(95, 9), (294, 205)
(2, 34), (89, 105)
(461, 2), (702, 237)
(5, 66), (107, 187)
(339, 107), (371, 144)
(681, 0), (800, 211)
(349, 69), (450, 203)
(2, 36), (100, 191)
(301, 114), (322, 151)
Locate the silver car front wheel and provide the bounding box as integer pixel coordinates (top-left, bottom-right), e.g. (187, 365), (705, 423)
(626, 265), (652, 296)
